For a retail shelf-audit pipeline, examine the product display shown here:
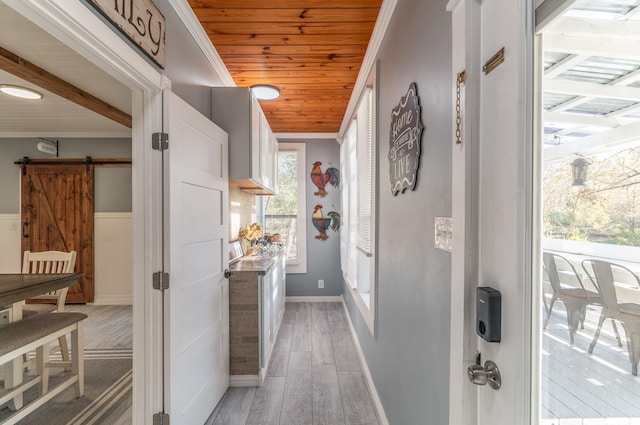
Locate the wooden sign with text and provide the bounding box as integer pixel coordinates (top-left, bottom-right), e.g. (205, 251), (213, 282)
(87, 0), (166, 68)
(388, 83), (424, 195)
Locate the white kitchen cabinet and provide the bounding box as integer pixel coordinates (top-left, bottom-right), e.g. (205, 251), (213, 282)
(270, 251), (285, 345)
(260, 252), (285, 372)
(211, 87), (278, 195)
(259, 112), (272, 191)
(229, 252), (286, 386)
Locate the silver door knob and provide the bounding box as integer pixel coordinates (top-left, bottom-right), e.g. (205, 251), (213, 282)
(467, 360), (501, 390)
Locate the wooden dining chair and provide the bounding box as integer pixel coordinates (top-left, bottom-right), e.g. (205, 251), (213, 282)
(21, 250), (77, 368)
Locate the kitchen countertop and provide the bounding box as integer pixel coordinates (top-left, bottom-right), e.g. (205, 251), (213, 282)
(230, 250), (284, 275)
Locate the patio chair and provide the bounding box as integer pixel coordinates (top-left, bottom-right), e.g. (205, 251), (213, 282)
(542, 251), (610, 345)
(21, 250), (77, 369)
(582, 259), (640, 375)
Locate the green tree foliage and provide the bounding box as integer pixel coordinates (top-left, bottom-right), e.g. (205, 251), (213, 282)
(264, 151), (299, 259)
(265, 151), (297, 217)
(543, 146), (640, 246)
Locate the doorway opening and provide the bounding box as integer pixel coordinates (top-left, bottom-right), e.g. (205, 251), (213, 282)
(0, 1), (153, 423)
(536, 1), (640, 423)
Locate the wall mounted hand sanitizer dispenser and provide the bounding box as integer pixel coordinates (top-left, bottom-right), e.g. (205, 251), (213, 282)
(476, 286), (501, 342)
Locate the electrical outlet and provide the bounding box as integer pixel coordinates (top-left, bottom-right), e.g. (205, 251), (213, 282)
(318, 279), (325, 289)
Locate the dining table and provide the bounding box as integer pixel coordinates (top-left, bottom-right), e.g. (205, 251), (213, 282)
(0, 273), (81, 410)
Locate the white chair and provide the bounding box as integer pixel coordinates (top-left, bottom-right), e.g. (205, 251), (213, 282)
(21, 250), (77, 368)
(583, 259), (640, 375)
(542, 251), (614, 345)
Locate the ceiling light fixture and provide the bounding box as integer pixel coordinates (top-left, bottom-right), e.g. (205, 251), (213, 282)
(251, 84), (280, 100)
(0, 84), (43, 100)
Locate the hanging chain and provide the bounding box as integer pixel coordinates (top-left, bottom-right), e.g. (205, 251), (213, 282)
(455, 70), (466, 145)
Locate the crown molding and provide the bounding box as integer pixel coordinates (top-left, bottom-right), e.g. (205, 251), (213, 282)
(338, 0), (399, 138)
(275, 132), (338, 140)
(166, 0), (235, 87)
(446, 0), (463, 12)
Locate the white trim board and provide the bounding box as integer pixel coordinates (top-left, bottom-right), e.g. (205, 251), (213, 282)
(275, 133), (338, 140)
(229, 375), (260, 387)
(285, 296), (343, 303)
(91, 295), (132, 305)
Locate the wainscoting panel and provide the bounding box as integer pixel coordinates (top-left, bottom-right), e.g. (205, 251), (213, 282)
(0, 213), (133, 304)
(0, 214), (21, 273)
(94, 213), (133, 305)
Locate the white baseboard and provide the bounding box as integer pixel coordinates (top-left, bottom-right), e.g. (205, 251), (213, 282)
(230, 375), (260, 387)
(286, 296), (343, 302)
(91, 295), (133, 305)
(341, 298), (389, 425)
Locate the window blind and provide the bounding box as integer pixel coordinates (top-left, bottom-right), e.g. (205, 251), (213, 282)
(340, 135), (349, 276)
(357, 88), (373, 256)
(347, 122), (359, 287)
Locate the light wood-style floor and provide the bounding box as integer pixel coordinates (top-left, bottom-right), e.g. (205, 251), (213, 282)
(66, 304), (133, 425)
(206, 301), (380, 425)
(65, 305), (133, 350)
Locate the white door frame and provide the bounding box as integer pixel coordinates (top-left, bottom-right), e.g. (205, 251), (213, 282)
(2, 1), (166, 423)
(447, 0), (481, 423)
(448, 0), (537, 424)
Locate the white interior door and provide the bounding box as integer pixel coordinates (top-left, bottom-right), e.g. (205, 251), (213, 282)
(450, 0), (535, 423)
(164, 91), (229, 424)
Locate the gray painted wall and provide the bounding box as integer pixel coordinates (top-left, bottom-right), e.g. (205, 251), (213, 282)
(282, 138), (343, 297)
(0, 138), (132, 213)
(158, 0), (224, 117)
(343, 0), (453, 424)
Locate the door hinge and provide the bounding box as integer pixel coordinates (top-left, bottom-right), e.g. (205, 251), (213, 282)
(152, 132), (169, 151)
(153, 412), (170, 425)
(153, 272), (170, 291)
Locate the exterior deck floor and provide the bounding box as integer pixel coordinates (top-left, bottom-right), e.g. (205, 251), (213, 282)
(543, 304), (640, 425)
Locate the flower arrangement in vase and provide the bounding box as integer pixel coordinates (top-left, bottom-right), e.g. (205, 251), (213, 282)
(238, 222), (263, 255)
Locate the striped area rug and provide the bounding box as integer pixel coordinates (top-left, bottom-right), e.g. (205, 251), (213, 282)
(67, 349), (132, 425)
(0, 349), (132, 425)
(67, 369), (132, 425)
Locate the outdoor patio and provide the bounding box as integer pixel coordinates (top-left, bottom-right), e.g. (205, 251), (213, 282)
(542, 303), (640, 424)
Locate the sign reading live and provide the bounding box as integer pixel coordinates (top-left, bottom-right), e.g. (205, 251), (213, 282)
(87, 0), (166, 68)
(388, 83), (424, 195)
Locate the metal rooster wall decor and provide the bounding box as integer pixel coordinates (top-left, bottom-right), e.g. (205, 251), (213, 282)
(312, 205), (340, 241)
(310, 161), (340, 197)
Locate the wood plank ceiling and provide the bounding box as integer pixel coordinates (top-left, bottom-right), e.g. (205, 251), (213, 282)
(188, 0), (383, 134)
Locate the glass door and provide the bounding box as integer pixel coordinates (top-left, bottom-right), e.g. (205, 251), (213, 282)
(537, 1), (640, 423)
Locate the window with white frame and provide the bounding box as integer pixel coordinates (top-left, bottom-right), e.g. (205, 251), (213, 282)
(264, 143), (307, 273)
(341, 81), (376, 335)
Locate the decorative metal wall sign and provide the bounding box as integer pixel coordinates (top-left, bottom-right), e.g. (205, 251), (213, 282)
(86, 0), (166, 68)
(388, 83), (424, 195)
